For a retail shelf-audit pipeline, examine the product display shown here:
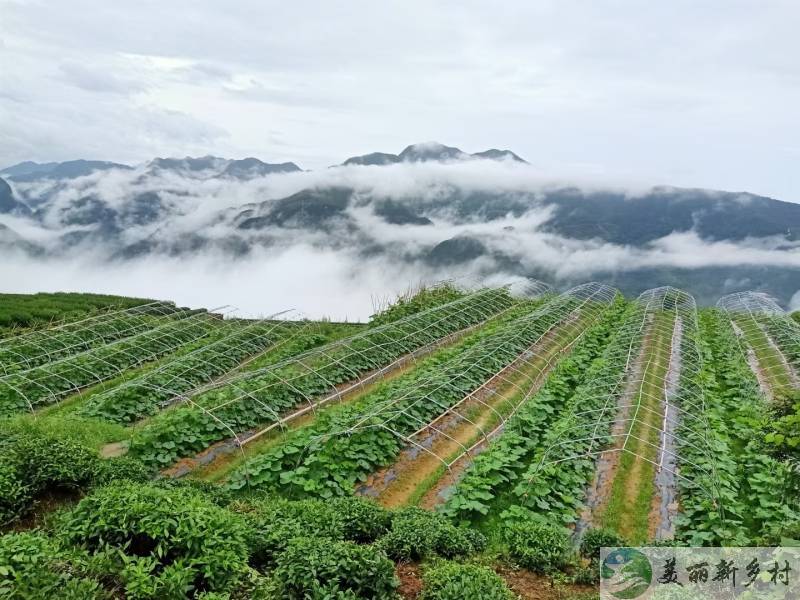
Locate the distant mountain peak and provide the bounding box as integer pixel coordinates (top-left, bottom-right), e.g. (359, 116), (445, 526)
(471, 149), (528, 164)
(147, 156), (301, 179)
(342, 152), (401, 167)
(1, 159), (131, 182)
(398, 141), (469, 162)
(341, 142), (527, 166)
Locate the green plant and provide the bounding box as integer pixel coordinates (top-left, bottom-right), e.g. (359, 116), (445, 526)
(441, 299), (625, 523)
(378, 507), (484, 561)
(0, 429), (101, 525)
(272, 537), (397, 600)
(0, 531), (105, 599)
(58, 482), (249, 595)
(0, 424), (152, 526)
(329, 496), (391, 543)
(93, 456), (154, 485)
(579, 527), (626, 562)
(420, 561), (514, 600)
(232, 496), (345, 568)
(226, 294), (572, 498)
(132, 289), (515, 471)
(503, 521), (572, 573)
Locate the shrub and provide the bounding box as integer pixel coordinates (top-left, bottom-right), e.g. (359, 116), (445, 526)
(0, 531), (105, 599)
(232, 496), (345, 568)
(420, 561), (514, 600)
(153, 477), (233, 506)
(93, 456), (154, 485)
(58, 482), (249, 595)
(503, 521), (572, 573)
(579, 527), (626, 562)
(0, 426), (150, 526)
(329, 496), (391, 543)
(378, 507), (484, 561)
(7, 430), (99, 490)
(0, 462), (30, 525)
(0, 430), (101, 525)
(273, 537), (397, 599)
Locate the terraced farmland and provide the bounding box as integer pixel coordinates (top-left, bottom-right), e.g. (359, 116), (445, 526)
(1, 283), (799, 599)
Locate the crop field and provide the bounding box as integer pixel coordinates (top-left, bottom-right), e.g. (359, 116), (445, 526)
(1, 283), (799, 599)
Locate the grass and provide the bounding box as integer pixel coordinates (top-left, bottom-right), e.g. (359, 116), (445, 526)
(600, 311), (674, 544)
(0, 292), (152, 333)
(1, 413), (130, 450)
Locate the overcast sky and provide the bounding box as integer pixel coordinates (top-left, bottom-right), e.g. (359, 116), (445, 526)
(1, 0), (799, 201)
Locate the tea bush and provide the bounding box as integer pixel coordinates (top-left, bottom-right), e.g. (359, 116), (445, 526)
(377, 507), (485, 561)
(420, 561), (514, 600)
(0, 531), (105, 599)
(58, 482), (249, 595)
(503, 520), (572, 573)
(272, 537), (396, 599)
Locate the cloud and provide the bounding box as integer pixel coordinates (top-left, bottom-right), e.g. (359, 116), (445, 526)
(58, 61), (142, 95)
(790, 291), (800, 312)
(2, 159), (798, 317)
(0, 246), (426, 321)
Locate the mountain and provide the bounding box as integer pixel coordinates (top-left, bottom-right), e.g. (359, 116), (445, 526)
(471, 149), (527, 163)
(539, 187), (798, 244)
(1, 145), (798, 305)
(0, 177), (31, 216)
(222, 158), (301, 178)
(341, 142), (528, 166)
(342, 152), (400, 167)
(397, 142), (470, 162)
(145, 156), (302, 179)
(0, 161), (60, 178)
(2, 160), (132, 182)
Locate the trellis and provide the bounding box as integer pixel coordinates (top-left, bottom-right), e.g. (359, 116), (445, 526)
(80, 310), (305, 422)
(327, 282), (619, 471)
(717, 291), (799, 404)
(0, 305), (231, 415)
(0, 301), (183, 375)
(518, 287), (722, 525)
(133, 284), (543, 474)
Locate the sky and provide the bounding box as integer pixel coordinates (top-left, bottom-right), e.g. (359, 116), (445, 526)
(1, 0), (799, 201)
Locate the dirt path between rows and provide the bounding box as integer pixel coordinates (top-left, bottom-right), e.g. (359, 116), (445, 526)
(574, 314), (655, 538)
(649, 316), (683, 540)
(599, 313), (675, 542)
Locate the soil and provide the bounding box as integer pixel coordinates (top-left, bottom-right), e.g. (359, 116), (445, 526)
(100, 440), (129, 458)
(396, 563), (424, 599)
(394, 562), (597, 600)
(496, 565), (597, 600)
(5, 488), (83, 533)
(649, 317), (683, 540)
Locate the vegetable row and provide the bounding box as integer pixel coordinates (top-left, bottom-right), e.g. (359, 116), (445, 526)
(0, 313), (222, 416)
(79, 321), (293, 424)
(676, 310), (800, 544)
(0, 302), (187, 374)
(128, 288), (517, 468)
(440, 297), (627, 522)
(224, 291), (612, 498)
